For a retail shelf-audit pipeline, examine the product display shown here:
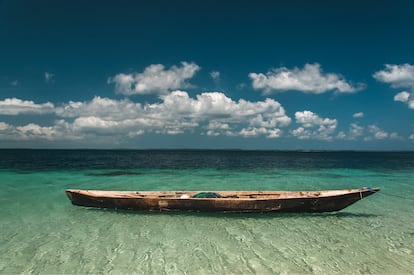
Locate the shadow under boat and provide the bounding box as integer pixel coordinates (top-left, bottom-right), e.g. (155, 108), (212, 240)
(79, 207), (380, 219)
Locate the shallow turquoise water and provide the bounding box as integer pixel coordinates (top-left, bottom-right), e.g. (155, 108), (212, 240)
(0, 151), (413, 274)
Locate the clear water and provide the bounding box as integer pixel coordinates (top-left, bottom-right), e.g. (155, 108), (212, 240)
(0, 150), (413, 274)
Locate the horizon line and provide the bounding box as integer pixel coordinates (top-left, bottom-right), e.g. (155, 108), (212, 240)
(0, 148), (413, 153)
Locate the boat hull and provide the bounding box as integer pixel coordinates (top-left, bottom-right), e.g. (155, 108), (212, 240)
(65, 188), (380, 213)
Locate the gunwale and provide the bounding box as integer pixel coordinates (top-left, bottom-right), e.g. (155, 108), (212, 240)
(66, 188), (379, 200)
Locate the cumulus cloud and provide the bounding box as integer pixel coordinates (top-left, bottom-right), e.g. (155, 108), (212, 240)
(239, 127), (281, 139)
(347, 123), (365, 140)
(0, 98), (55, 115)
(0, 122), (10, 131)
(352, 112), (364, 118)
(393, 91), (414, 108)
(337, 123), (364, 140)
(0, 122), (14, 139)
(0, 121), (69, 141)
(295, 111), (337, 128)
(2, 91), (289, 141)
(1, 93), (408, 143)
(373, 64), (414, 87)
(16, 123), (57, 140)
(56, 96), (141, 120)
(291, 111), (337, 140)
(151, 91), (291, 138)
(394, 91), (410, 102)
(108, 62), (200, 95)
(205, 121), (234, 137)
(365, 125), (389, 140)
(249, 63), (363, 95)
(374, 64), (414, 109)
(399, 96), (413, 109)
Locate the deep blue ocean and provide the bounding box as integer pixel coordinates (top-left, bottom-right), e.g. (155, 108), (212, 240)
(0, 150), (413, 274)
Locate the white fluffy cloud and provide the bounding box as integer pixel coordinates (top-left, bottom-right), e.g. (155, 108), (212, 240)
(374, 64), (414, 109)
(291, 111), (337, 140)
(1, 93), (410, 143)
(2, 91), (290, 141)
(337, 123), (364, 140)
(108, 62), (200, 95)
(350, 123), (364, 139)
(0, 122), (65, 141)
(352, 112), (364, 118)
(0, 98), (55, 115)
(394, 91), (410, 102)
(56, 96), (142, 120)
(16, 123), (57, 140)
(249, 63), (363, 94)
(365, 125), (389, 140)
(295, 111), (337, 128)
(3, 61), (413, 145)
(373, 64), (414, 87)
(239, 127), (282, 139)
(0, 122), (10, 131)
(393, 91), (414, 108)
(149, 91), (291, 138)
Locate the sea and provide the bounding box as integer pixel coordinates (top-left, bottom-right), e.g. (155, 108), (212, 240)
(0, 149), (413, 274)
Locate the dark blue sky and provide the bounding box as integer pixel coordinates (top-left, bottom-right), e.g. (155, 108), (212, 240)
(1, 0), (413, 149)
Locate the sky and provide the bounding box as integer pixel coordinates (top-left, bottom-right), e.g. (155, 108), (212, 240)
(0, 0), (413, 150)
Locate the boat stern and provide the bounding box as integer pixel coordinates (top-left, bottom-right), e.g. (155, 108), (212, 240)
(359, 187), (381, 199)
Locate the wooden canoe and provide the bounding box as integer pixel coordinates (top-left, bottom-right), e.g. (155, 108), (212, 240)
(65, 187), (380, 213)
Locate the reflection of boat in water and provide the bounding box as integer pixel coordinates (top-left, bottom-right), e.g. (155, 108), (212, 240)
(66, 187), (380, 213)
